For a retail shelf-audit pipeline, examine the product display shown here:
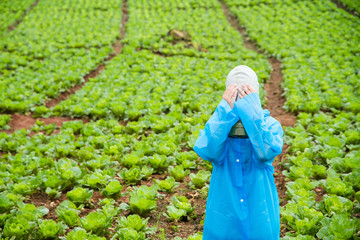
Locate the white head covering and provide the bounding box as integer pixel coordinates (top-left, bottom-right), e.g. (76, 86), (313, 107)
(225, 65), (259, 93)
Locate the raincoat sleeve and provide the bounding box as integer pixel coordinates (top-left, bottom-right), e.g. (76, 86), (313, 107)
(233, 92), (283, 164)
(193, 99), (239, 166)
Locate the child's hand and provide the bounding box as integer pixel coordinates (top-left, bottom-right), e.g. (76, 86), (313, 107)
(222, 83), (241, 108)
(237, 83), (256, 99)
(223, 83), (256, 108)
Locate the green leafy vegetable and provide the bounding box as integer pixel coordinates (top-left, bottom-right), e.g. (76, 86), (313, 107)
(80, 211), (112, 235)
(66, 187), (93, 206)
(154, 176), (180, 193)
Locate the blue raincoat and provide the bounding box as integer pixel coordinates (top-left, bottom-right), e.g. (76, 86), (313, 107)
(193, 92), (283, 240)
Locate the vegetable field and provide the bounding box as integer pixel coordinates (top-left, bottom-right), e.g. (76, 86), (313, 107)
(0, 0), (359, 239)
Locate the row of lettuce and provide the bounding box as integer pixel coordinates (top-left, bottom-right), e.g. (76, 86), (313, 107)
(0, 0), (272, 239)
(35, 0), (270, 119)
(0, 119), (207, 239)
(0, 0), (35, 35)
(0, 0), (122, 113)
(223, 0), (360, 239)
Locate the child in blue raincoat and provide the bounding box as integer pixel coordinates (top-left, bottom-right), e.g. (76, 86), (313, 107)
(193, 65), (283, 240)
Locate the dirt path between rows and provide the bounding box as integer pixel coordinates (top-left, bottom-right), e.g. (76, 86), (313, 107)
(1, 113), (89, 135)
(7, 0), (39, 31)
(219, 0), (296, 236)
(0, 0), (129, 135)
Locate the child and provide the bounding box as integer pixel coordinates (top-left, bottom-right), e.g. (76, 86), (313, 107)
(193, 65), (283, 240)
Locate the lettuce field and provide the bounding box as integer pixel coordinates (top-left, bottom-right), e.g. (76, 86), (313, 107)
(0, 0), (360, 239)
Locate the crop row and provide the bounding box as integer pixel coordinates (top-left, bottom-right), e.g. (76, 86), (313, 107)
(225, 0), (360, 114)
(37, 0), (271, 121)
(0, 0), (35, 34)
(0, 0), (123, 113)
(223, 0), (360, 239)
(0, 118), (211, 239)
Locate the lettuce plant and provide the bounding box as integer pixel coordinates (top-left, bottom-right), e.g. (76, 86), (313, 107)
(345, 167), (360, 190)
(189, 170), (211, 189)
(322, 195), (354, 216)
(80, 211), (112, 235)
(61, 227), (106, 240)
(172, 195), (194, 215)
(101, 180), (124, 200)
(56, 159), (83, 190)
(81, 170), (111, 189)
(163, 195), (194, 222)
(38, 219), (66, 239)
(168, 165), (190, 182)
(0, 114), (11, 130)
(118, 214), (149, 232)
(129, 186), (158, 217)
(188, 233), (204, 240)
(163, 205), (187, 222)
(112, 214), (154, 240)
(2, 216), (36, 239)
(118, 166), (145, 185)
(0, 193), (14, 213)
(174, 151), (198, 165)
(316, 214), (360, 240)
(66, 187), (93, 206)
(45, 187), (62, 200)
(112, 228), (146, 240)
(14, 203), (49, 221)
(141, 165), (154, 180)
(55, 200), (81, 227)
(154, 176), (179, 193)
(147, 154), (174, 173)
(120, 153), (144, 169)
(281, 200), (324, 235)
(61, 120), (84, 135)
(319, 169), (354, 197)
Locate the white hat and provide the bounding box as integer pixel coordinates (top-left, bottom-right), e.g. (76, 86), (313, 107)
(225, 65), (259, 93)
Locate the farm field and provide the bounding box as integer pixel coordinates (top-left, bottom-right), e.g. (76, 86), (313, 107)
(0, 0), (359, 239)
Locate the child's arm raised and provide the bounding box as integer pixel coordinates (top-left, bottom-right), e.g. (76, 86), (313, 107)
(233, 91), (283, 164)
(193, 85), (240, 166)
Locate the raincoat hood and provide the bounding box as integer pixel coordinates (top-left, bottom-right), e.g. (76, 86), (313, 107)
(225, 65), (259, 93)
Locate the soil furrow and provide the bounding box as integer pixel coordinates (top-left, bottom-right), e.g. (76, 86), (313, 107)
(0, 113), (89, 135)
(7, 0), (40, 32)
(219, 0), (296, 236)
(45, 0), (129, 108)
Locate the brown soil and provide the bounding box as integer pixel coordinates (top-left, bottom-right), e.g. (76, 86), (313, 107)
(314, 186), (327, 202)
(330, 0), (359, 17)
(7, 0), (39, 31)
(45, 0), (129, 108)
(0, 113), (88, 135)
(25, 191), (66, 221)
(264, 58), (297, 127)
